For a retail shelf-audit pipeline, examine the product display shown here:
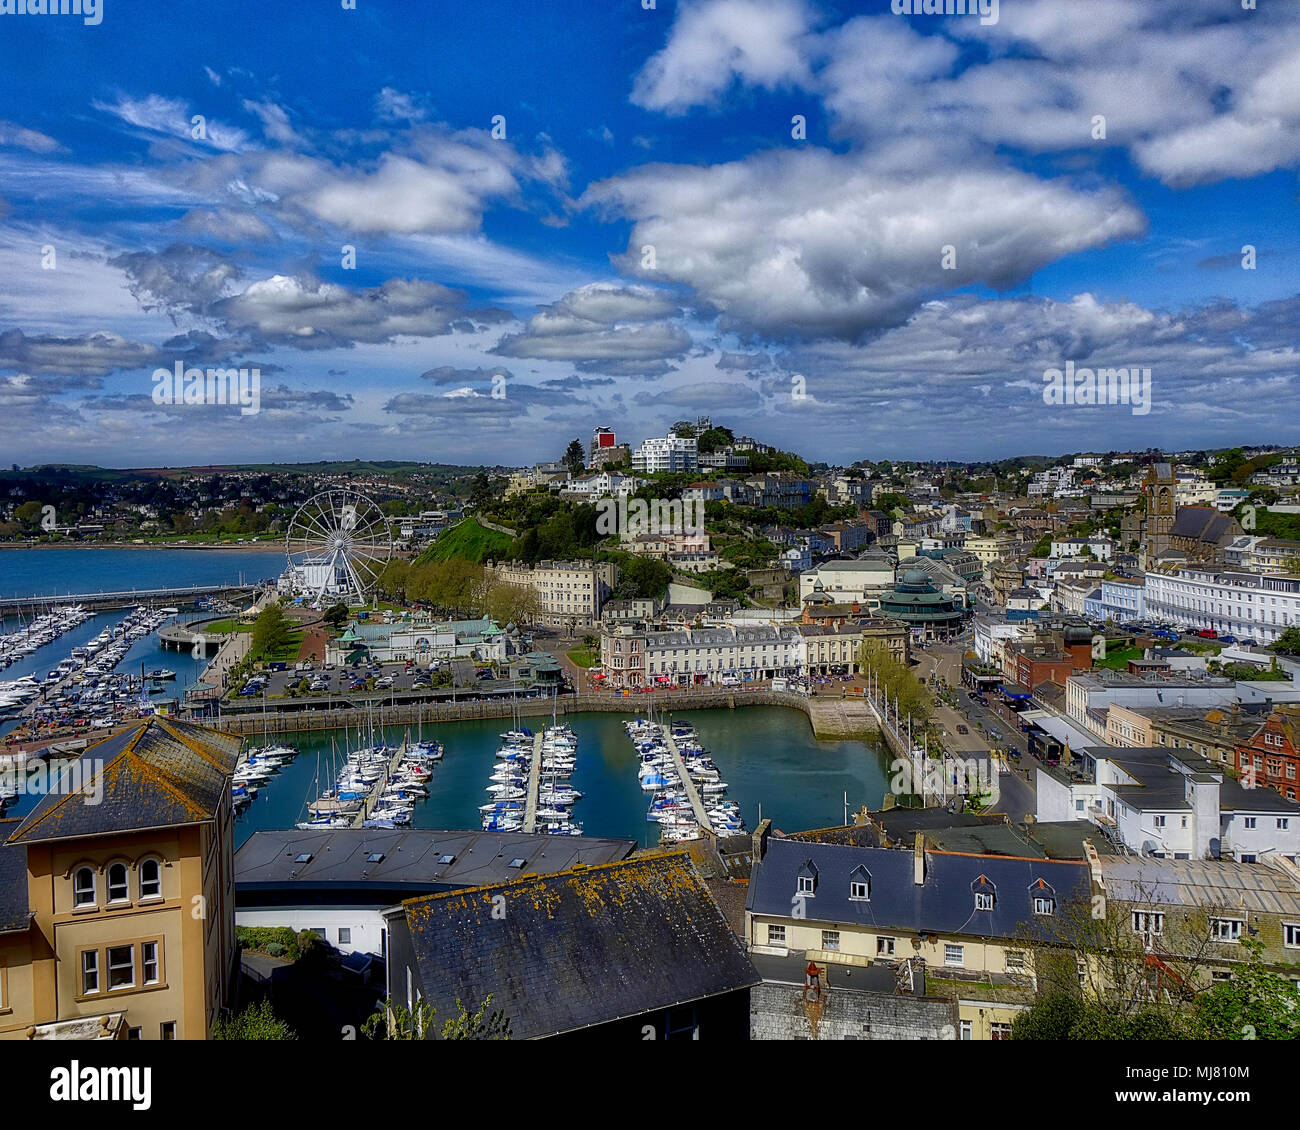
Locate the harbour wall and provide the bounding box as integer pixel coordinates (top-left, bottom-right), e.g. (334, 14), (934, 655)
(204, 688), (884, 741)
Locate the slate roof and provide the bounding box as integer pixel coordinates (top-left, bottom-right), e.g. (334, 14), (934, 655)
(6, 718), (242, 845)
(0, 818), (30, 934)
(1170, 507), (1236, 545)
(235, 828), (635, 895)
(746, 839), (1091, 941)
(400, 851), (759, 1039)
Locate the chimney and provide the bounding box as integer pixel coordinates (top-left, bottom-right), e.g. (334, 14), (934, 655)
(752, 818), (772, 864)
(913, 832), (926, 886)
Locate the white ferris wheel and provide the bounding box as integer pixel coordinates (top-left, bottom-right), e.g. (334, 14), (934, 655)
(285, 489), (393, 606)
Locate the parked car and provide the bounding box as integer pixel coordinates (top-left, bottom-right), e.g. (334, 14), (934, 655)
(956, 724), (969, 734)
(1195, 629), (1219, 639)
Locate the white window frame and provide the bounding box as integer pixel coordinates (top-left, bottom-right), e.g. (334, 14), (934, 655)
(974, 892), (994, 911)
(944, 944), (964, 967)
(73, 867), (96, 909)
(850, 880), (869, 901)
(1131, 911), (1164, 936)
(1033, 896), (1055, 916)
(138, 858), (163, 901)
(81, 949), (99, 996)
(797, 875), (815, 895)
(1006, 950), (1026, 973)
(141, 941), (160, 985)
(1284, 922), (1300, 950)
(821, 929), (840, 952)
(767, 923), (786, 946)
(1209, 917), (1244, 944)
(106, 862), (130, 905)
(107, 944), (135, 991)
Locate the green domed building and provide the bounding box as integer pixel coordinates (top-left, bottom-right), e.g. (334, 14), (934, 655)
(878, 569), (966, 641)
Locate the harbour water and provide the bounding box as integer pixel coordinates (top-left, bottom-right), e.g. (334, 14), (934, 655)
(0, 546), (282, 600)
(1, 548), (893, 843)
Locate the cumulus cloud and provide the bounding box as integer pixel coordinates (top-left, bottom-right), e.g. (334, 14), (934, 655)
(210, 275), (506, 350)
(110, 243), (242, 319)
(0, 330), (162, 376)
(586, 149), (1145, 340)
(633, 1), (1300, 187)
(632, 0), (817, 113)
(492, 282), (691, 367)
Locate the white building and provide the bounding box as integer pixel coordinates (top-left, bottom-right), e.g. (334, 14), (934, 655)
(1035, 745), (1300, 863)
(798, 557), (895, 604)
(1144, 567), (1300, 644)
(631, 434), (699, 474)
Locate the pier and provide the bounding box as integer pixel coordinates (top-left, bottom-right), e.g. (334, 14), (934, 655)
(352, 738), (409, 828)
(662, 728), (711, 829)
(522, 730), (544, 833)
(0, 584), (260, 614)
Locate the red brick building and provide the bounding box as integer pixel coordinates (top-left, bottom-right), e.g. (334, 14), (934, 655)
(1234, 706), (1299, 802)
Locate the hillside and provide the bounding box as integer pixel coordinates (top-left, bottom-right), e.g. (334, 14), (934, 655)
(414, 517), (516, 564)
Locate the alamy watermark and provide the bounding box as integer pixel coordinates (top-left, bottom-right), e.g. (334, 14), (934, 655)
(889, 755), (999, 805)
(0, 757), (104, 805)
(152, 362), (260, 416)
(891, 0), (997, 26)
(595, 496), (704, 537)
(0, 0), (101, 24)
(1042, 361), (1151, 416)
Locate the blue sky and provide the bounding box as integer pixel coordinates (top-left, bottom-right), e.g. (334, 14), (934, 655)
(0, 0), (1297, 467)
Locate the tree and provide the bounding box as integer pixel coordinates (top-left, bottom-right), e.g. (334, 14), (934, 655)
(1270, 627), (1300, 657)
(857, 640), (931, 724)
(562, 438), (585, 473)
(362, 993), (510, 1040)
(250, 603), (293, 660)
(1193, 937), (1300, 1040)
(14, 500), (43, 533)
(323, 603), (350, 629)
(212, 998), (296, 1040)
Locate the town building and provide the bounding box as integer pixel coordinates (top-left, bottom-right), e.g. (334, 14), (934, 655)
(1144, 566), (1300, 644)
(0, 719), (242, 1040)
(630, 434), (698, 474)
(234, 829), (636, 957)
(1235, 706), (1300, 802)
(745, 835), (1092, 1040)
(488, 559), (618, 630)
(1035, 743), (1300, 862)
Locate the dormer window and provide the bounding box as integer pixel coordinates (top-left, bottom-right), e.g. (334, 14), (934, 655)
(972, 875), (996, 911)
(1029, 878), (1057, 917)
(796, 860), (819, 897)
(974, 891), (994, 911)
(849, 864), (870, 901)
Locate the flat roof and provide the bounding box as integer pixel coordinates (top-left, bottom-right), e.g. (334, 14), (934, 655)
(234, 828), (636, 894)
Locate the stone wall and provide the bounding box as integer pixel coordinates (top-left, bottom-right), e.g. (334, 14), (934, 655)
(750, 981), (957, 1041)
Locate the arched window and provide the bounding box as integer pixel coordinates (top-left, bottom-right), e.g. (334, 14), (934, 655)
(106, 862), (129, 904)
(139, 858), (162, 900)
(73, 866), (96, 908)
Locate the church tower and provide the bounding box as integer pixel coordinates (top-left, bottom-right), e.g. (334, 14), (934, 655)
(1141, 460), (1176, 567)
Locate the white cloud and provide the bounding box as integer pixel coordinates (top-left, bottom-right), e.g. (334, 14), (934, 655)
(586, 148), (1145, 340)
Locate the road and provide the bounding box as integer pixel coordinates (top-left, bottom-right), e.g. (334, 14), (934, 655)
(911, 628), (1038, 824)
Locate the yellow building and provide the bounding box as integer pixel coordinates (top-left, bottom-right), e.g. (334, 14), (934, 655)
(0, 718), (241, 1041)
(745, 833), (1093, 1039)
